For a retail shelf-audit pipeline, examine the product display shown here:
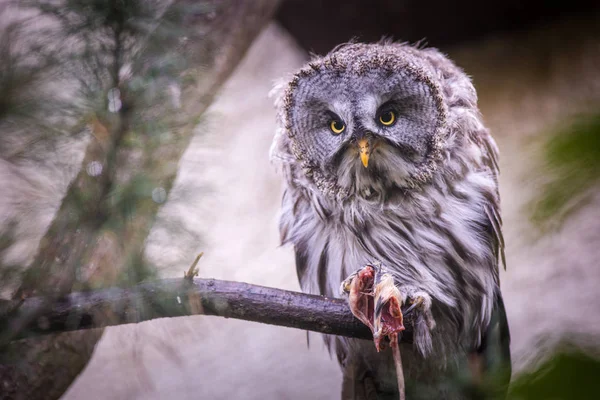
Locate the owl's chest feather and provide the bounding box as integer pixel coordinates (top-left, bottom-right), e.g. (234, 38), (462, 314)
(283, 170), (498, 344)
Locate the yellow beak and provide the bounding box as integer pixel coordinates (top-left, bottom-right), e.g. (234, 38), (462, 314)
(358, 139), (370, 168)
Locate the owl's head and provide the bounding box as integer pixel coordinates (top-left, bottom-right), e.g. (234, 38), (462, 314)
(273, 43), (475, 202)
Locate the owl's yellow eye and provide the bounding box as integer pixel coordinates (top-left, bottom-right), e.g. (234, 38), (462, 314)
(330, 120), (345, 134)
(379, 111), (396, 126)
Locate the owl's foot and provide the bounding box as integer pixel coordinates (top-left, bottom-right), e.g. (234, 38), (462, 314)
(341, 265), (436, 356)
(403, 290), (436, 355)
(404, 291), (434, 326)
(340, 263), (405, 352)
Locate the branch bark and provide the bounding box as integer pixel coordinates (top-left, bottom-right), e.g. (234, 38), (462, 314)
(1, 278), (415, 344)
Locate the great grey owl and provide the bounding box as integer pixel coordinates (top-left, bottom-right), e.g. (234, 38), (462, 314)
(270, 42), (511, 400)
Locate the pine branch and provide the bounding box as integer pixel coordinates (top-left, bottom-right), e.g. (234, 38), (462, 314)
(0, 2), (281, 398)
(0, 278), (415, 344)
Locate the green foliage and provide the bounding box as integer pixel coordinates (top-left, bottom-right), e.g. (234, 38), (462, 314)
(107, 174), (158, 222)
(530, 114), (600, 228)
(509, 350), (600, 400)
(1, 0), (214, 297)
(0, 17), (67, 161)
(0, 221), (21, 290)
(31, 0), (187, 106)
(0, 23), (51, 120)
(36, 0), (157, 36)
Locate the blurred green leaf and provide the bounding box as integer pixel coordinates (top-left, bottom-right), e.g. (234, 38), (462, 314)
(530, 114), (600, 228)
(509, 351), (600, 400)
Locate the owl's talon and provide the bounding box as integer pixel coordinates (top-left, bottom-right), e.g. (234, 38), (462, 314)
(406, 292), (435, 331)
(340, 270), (359, 295)
(404, 295), (427, 315)
(403, 291), (436, 355)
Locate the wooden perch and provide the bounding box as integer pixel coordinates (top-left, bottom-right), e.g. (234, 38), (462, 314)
(0, 278), (414, 344)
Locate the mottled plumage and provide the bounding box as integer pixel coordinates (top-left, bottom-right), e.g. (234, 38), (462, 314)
(271, 42), (510, 399)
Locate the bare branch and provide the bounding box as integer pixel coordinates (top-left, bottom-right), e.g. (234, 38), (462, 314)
(1, 278), (415, 344)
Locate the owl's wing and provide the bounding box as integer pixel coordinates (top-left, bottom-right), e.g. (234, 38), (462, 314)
(476, 290), (512, 398)
(484, 202), (506, 286)
(479, 133), (511, 396)
(481, 131), (506, 282)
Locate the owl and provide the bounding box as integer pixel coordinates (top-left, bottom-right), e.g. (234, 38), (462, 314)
(270, 42), (511, 399)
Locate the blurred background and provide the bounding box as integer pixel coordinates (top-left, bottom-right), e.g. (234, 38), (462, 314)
(1, 0), (600, 399)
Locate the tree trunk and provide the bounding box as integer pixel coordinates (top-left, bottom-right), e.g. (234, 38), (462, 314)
(0, 1), (280, 399)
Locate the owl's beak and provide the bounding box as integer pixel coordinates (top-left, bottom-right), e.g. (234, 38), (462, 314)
(358, 139), (370, 168)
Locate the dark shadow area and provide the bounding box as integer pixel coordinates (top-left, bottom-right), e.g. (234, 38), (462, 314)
(277, 0), (600, 53)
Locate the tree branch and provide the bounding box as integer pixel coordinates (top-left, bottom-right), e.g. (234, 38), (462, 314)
(1, 278), (414, 344)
